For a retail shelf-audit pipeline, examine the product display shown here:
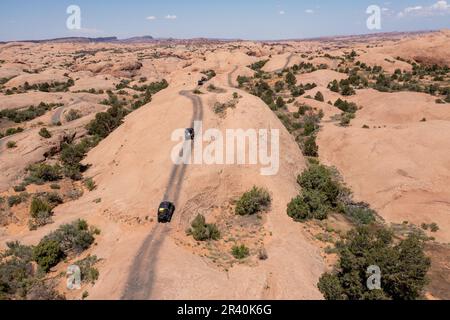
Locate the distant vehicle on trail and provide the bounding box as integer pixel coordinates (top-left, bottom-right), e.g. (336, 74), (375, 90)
(185, 128), (195, 141)
(198, 77), (208, 86)
(157, 201), (175, 223)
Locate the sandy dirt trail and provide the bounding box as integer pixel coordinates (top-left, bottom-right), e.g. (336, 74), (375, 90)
(280, 53), (295, 72)
(116, 64), (325, 300)
(121, 90), (203, 300)
(227, 66), (239, 87)
(0, 55), (325, 300)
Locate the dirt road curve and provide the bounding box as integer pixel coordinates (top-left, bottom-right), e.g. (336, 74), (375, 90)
(52, 97), (83, 124)
(278, 52), (294, 72)
(228, 65), (239, 87)
(121, 90), (203, 300)
(51, 106), (65, 125)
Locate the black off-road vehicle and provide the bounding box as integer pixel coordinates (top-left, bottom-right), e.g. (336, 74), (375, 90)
(185, 128), (195, 141)
(157, 201), (175, 223)
(198, 77), (208, 86)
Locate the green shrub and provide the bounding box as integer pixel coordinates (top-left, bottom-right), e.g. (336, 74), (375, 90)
(287, 164), (342, 221)
(0, 127), (23, 139)
(276, 96), (285, 109)
(187, 214), (220, 241)
(8, 194), (25, 207)
(13, 184), (26, 192)
(301, 135), (319, 157)
(0, 243), (34, 299)
(334, 99), (358, 114)
(201, 70), (216, 80)
(0, 246), (63, 300)
(297, 164), (340, 206)
(60, 137), (98, 180)
(341, 85), (355, 96)
(287, 190), (329, 221)
(249, 60), (268, 71)
(0, 103), (63, 123)
(422, 223), (439, 233)
(38, 128), (52, 139)
(285, 72), (297, 86)
(274, 80), (285, 92)
(235, 187), (271, 216)
(132, 79), (168, 94)
(30, 197), (52, 218)
(318, 227), (431, 300)
(340, 112), (355, 127)
(42, 219), (95, 255)
(314, 91), (325, 102)
(65, 109), (82, 122)
(343, 203), (377, 225)
(303, 115), (320, 136)
(231, 245), (250, 260)
(25, 163), (62, 184)
(29, 196), (56, 229)
(32, 240), (64, 272)
(328, 80), (340, 92)
(6, 141), (16, 149)
(429, 223), (439, 232)
(237, 76), (250, 87)
(287, 196), (310, 221)
(291, 86), (305, 97)
(213, 100), (237, 115)
(84, 178), (96, 191)
(86, 105), (128, 138)
(298, 104), (311, 115)
(74, 255), (100, 284)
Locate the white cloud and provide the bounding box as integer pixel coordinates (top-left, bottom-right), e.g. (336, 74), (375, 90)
(146, 16), (156, 20)
(381, 7), (395, 16)
(432, 0), (450, 9)
(398, 1), (450, 17)
(279, 10), (285, 15)
(165, 14), (177, 20)
(305, 9), (314, 14)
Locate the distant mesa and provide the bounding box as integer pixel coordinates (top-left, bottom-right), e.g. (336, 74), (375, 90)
(0, 35), (244, 45)
(121, 35), (155, 43)
(0, 35), (157, 44)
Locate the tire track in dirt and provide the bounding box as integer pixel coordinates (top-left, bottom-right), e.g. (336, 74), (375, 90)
(277, 52), (295, 73)
(0, 137), (7, 151)
(120, 223), (169, 300)
(227, 65), (239, 88)
(164, 90), (203, 204)
(121, 90), (203, 300)
(51, 98), (82, 125)
(51, 106), (65, 125)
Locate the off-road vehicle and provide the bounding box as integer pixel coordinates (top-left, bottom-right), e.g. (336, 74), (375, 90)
(157, 201), (175, 223)
(198, 77), (208, 86)
(185, 128), (195, 141)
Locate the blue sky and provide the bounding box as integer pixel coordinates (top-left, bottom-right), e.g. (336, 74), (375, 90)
(0, 0), (449, 41)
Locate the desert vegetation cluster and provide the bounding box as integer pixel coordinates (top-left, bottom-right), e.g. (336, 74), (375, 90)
(1, 29), (449, 300)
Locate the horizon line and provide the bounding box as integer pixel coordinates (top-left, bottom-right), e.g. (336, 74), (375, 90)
(0, 29), (442, 44)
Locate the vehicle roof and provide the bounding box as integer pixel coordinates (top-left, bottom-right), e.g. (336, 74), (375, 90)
(159, 201), (173, 208)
